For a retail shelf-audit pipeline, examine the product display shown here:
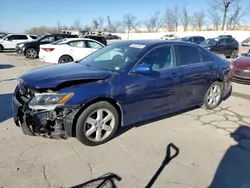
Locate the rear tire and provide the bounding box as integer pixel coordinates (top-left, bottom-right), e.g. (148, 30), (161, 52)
(58, 55), (74, 64)
(25, 48), (38, 59)
(203, 81), (223, 110)
(0, 45), (3, 52)
(75, 101), (120, 146)
(230, 49), (238, 59)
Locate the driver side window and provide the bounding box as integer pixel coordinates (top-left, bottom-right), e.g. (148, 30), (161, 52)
(140, 45), (175, 71)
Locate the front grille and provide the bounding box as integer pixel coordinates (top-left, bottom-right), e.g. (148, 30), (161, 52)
(233, 71), (250, 78)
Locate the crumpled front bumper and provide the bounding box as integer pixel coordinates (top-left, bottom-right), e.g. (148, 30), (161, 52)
(12, 85), (80, 138)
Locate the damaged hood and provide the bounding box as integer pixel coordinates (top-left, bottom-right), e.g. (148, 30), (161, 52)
(19, 62), (112, 89)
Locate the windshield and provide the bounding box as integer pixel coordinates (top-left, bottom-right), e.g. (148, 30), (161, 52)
(200, 38), (218, 46)
(79, 42), (146, 72)
(33, 35), (45, 41)
(243, 37), (250, 43)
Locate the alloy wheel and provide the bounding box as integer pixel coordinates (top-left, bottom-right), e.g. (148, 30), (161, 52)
(26, 49), (37, 58)
(207, 84), (221, 108)
(84, 109), (115, 142)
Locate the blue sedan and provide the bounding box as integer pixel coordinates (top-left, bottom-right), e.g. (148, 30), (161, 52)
(12, 40), (232, 146)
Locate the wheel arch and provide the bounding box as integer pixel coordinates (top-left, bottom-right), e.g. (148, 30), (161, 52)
(71, 97), (123, 137)
(58, 54), (74, 63)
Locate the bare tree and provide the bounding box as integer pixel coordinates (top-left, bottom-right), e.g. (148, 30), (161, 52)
(144, 11), (163, 32)
(71, 20), (81, 30)
(164, 8), (175, 32)
(227, 3), (250, 30)
(180, 5), (189, 31)
(209, 11), (221, 30)
(191, 11), (206, 31)
(92, 19), (99, 30)
(98, 17), (104, 30)
(123, 14), (140, 39)
(173, 4), (179, 31)
(107, 16), (112, 32)
(210, 0), (239, 30)
(113, 20), (123, 32)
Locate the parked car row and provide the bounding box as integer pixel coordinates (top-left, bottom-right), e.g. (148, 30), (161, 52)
(160, 34), (240, 59)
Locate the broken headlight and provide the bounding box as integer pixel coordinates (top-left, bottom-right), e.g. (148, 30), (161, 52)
(29, 93), (73, 109)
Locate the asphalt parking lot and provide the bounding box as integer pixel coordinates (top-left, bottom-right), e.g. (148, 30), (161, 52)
(0, 53), (250, 188)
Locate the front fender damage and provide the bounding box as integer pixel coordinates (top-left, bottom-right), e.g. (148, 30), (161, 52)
(22, 105), (80, 139)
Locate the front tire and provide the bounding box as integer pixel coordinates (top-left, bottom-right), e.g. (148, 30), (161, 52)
(58, 55), (73, 64)
(25, 48), (38, 59)
(76, 101), (120, 146)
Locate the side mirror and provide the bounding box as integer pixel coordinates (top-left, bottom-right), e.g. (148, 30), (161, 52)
(134, 64), (152, 74)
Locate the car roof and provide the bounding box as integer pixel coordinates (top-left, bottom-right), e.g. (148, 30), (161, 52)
(114, 39), (198, 47)
(58, 37), (104, 44)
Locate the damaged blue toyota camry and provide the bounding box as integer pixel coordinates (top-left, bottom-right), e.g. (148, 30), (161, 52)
(12, 40), (232, 146)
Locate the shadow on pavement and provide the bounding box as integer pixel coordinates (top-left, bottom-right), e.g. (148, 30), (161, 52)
(210, 125), (250, 188)
(70, 143), (179, 188)
(146, 143), (179, 188)
(0, 64), (14, 69)
(0, 93), (13, 123)
(116, 106), (199, 138)
(70, 173), (122, 188)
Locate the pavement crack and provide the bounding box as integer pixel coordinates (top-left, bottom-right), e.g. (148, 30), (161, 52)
(42, 164), (51, 188)
(68, 143), (84, 160)
(87, 162), (93, 179)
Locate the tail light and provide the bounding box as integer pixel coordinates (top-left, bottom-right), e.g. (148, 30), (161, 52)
(42, 48), (54, 52)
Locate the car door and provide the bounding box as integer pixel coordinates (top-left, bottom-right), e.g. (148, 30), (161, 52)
(225, 38), (236, 56)
(4, 35), (28, 49)
(121, 45), (182, 122)
(216, 38), (227, 55)
(175, 44), (217, 107)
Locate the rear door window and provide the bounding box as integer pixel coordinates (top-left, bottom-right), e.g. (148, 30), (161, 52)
(175, 45), (201, 65)
(193, 37), (200, 43)
(86, 41), (103, 49)
(226, 38), (235, 45)
(218, 39), (226, 45)
(68, 40), (86, 48)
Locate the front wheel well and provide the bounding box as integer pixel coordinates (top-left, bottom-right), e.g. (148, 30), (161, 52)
(71, 97), (123, 137)
(0, 44), (4, 51)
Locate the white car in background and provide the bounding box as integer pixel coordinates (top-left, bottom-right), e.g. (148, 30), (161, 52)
(0, 34), (36, 52)
(39, 38), (105, 64)
(160, 34), (179, 40)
